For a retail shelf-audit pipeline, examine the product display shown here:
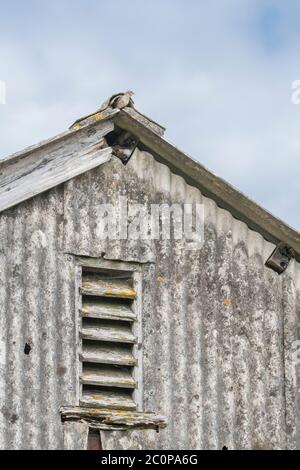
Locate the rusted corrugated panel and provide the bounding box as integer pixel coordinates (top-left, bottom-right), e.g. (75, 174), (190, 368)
(0, 148), (300, 449)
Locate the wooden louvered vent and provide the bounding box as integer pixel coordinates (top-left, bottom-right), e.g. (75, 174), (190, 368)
(79, 268), (138, 411)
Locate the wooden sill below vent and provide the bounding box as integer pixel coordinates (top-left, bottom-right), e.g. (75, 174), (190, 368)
(60, 406), (167, 432)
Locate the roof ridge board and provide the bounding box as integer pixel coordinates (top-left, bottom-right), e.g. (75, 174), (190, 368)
(0, 120), (114, 213)
(0, 111), (117, 169)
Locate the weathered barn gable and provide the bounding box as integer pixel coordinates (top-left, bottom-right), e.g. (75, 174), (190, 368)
(0, 101), (300, 449)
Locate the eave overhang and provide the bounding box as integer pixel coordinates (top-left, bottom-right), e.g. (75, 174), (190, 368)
(1, 104), (300, 262)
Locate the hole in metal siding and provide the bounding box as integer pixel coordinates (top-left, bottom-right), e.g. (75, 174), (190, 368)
(24, 343), (31, 355)
(87, 428), (102, 450)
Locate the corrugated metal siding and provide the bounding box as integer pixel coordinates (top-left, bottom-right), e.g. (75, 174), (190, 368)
(0, 148), (300, 449)
(0, 188), (78, 449)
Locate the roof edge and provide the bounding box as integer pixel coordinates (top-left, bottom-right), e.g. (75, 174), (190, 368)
(114, 108), (300, 262)
(1, 103), (299, 262)
(0, 110), (118, 169)
(0, 120), (114, 213)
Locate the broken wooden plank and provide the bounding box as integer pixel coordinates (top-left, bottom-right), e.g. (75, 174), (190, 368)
(81, 276), (136, 299)
(60, 406), (167, 431)
(80, 388), (136, 411)
(80, 342), (137, 367)
(81, 320), (137, 344)
(81, 300), (137, 322)
(81, 365), (136, 389)
(69, 107), (120, 131)
(0, 121), (113, 213)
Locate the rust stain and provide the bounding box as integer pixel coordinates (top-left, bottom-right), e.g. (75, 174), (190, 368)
(223, 298), (232, 306)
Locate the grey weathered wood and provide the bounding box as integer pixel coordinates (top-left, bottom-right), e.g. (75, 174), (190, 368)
(81, 342), (137, 367)
(81, 276), (136, 299)
(2, 100), (300, 261)
(121, 106), (166, 136)
(0, 121), (113, 213)
(60, 406), (167, 431)
(81, 365), (136, 389)
(81, 389), (137, 410)
(81, 300), (137, 322)
(131, 270), (143, 412)
(76, 257), (143, 272)
(0, 113), (114, 167)
(81, 320), (137, 344)
(69, 107), (120, 131)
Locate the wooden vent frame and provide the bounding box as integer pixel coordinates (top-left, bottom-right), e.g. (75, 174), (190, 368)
(60, 257), (167, 433)
(77, 259), (143, 412)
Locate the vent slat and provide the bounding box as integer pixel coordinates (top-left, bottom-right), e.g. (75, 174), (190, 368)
(81, 321), (137, 344)
(81, 342), (137, 367)
(81, 389), (137, 410)
(81, 366), (136, 389)
(81, 300), (136, 322)
(81, 276), (136, 299)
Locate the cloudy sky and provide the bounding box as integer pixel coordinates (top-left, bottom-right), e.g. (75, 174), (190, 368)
(1, 0), (300, 230)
